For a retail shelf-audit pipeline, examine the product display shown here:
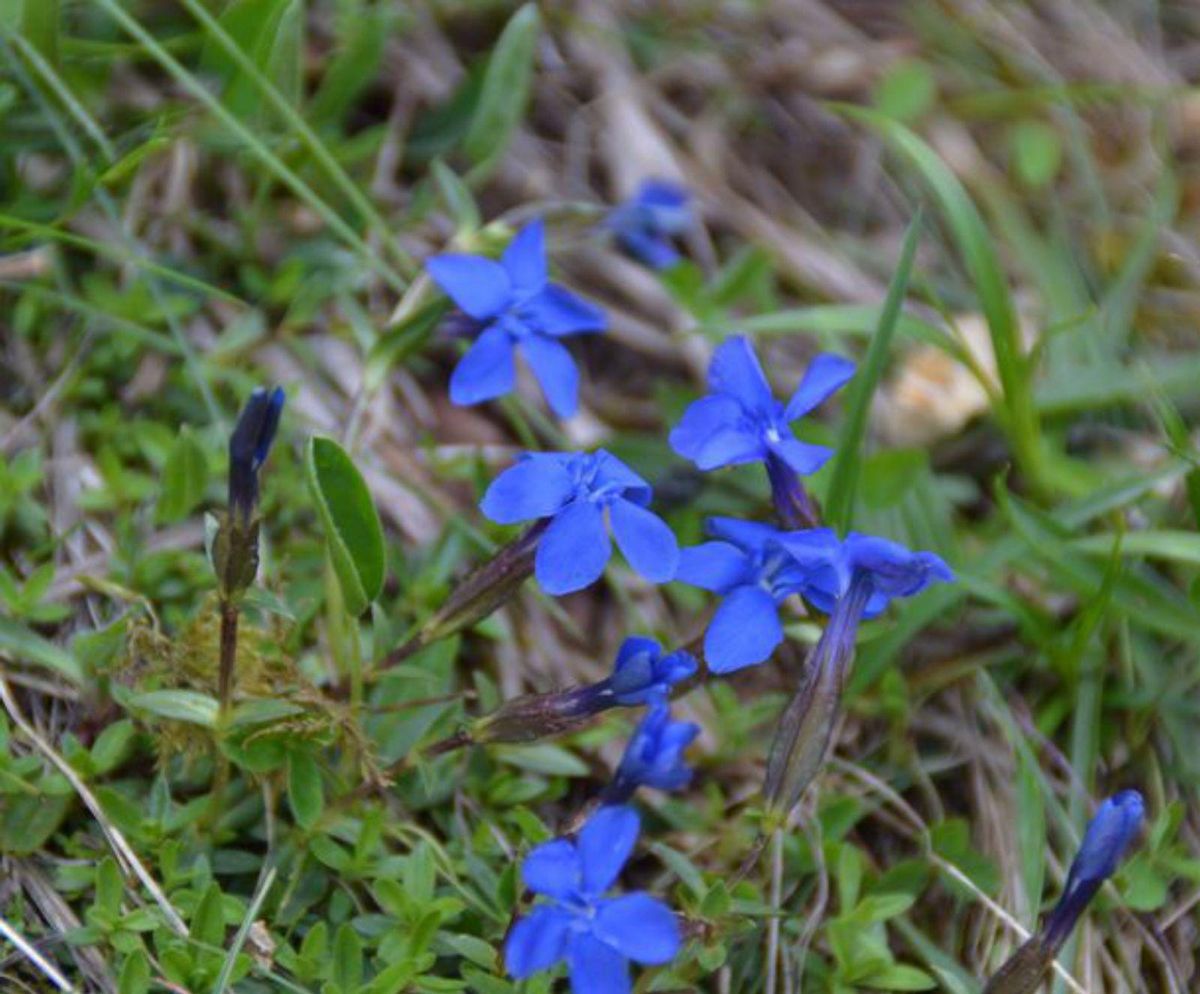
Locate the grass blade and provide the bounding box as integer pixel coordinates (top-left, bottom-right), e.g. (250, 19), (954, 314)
(824, 208), (922, 533)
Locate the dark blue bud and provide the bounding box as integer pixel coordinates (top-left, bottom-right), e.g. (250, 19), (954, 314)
(1043, 790), (1144, 948)
(229, 386), (285, 522)
(608, 636), (698, 707)
(607, 704), (699, 803)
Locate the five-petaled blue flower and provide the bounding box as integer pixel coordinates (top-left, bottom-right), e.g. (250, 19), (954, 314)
(670, 335), (855, 475)
(481, 450), (680, 595)
(607, 636), (697, 706)
(611, 703), (699, 798)
(505, 805), (681, 994)
(229, 386), (285, 524)
(674, 517), (823, 673)
(426, 221), (606, 419)
(778, 529), (955, 620)
(1044, 790), (1144, 946)
(606, 179), (692, 269)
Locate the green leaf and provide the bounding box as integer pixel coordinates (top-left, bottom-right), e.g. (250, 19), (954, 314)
(118, 949), (151, 994)
(872, 58), (936, 122)
(824, 209), (922, 532)
(332, 922), (364, 992)
(200, 0), (304, 125)
(431, 158), (481, 232)
(1011, 119), (1062, 188)
(287, 751), (324, 830)
(462, 4), (540, 180)
(306, 436), (386, 617)
(157, 424), (208, 523)
(1072, 530), (1200, 565)
(124, 689), (219, 728)
(494, 743), (590, 776)
(0, 616), (83, 684)
(863, 962), (938, 991)
(190, 883), (226, 948)
(1015, 748), (1046, 926)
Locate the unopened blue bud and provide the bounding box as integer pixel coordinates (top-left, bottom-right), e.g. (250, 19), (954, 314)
(1043, 790), (1144, 948)
(229, 386), (285, 522)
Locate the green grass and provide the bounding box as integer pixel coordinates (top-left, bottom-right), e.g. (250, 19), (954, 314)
(1, 3), (1197, 993)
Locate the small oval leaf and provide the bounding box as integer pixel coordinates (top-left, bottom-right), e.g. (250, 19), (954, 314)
(306, 436), (385, 616)
(126, 689), (219, 728)
(287, 750), (324, 830)
(158, 424), (209, 523)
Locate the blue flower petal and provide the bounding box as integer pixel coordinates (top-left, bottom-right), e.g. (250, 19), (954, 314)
(768, 435), (834, 476)
(594, 894), (681, 965)
(704, 584), (783, 673)
(609, 498), (679, 584)
(505, 905), (573, 978)
(845, 534), (954, 600)
(669, 394), (763, 470)
(675, 541), (751, 593)
(522, 838), (583, 898)
(592, 451), (652, 505)
(426, 254), (512, 319)
(610, 637), (661, 698)
(634, 179), (691, 232)
(659, 650), (698, 686)
(535, 499), (611, 595)
(521, 334), (580, 419)
(480, 454), (577, 524)
(784, 352), (856, 421)
(616, 229), (680, 269)
(568, 933), (630, 994)
(522, 285), (607, 337)
(707, 336), (773, 413)
(578, 805), (639, 895)
(705, 516), (783, 553)
(449, 325), (516, 406)
(501, 220), (548, 299)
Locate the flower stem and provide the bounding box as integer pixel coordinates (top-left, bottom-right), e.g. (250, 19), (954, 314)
(217, 596), (239, 715)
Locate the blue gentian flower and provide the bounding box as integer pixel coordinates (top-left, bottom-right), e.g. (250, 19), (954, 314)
(228, 386), (285, 523)
(608, 704), (699, 802)
(669, 335), (855, 475)
(1043, 790), (1144, 947)
(608, 637), (698, 706)
(505, 805), (681, 994)
(606, 179), (692, 269)
(426, 221), (606, 418)
(779, 530), (955, 619)
(674, 517), (824, 673)
(480, 450), (680, 595)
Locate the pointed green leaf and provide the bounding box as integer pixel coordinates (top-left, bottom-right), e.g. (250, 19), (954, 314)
(287, 750), (324, 830)
(306, 436), (386, 616)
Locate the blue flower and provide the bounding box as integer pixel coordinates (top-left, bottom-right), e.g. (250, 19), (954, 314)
(607, 637), (698, 706)
(505, 806), (681, 994)
(779, 530), (955, 619)
(480, 450), (680, 595)
(606, 179), (692, 269)
(228, 386), (285, 523)
(610, 704), (699, 799)
(426, 221), (606, 418)
(1043, 790), (1144, 947)
(674, 517), (823, 673)
(669, 335), (855, 475)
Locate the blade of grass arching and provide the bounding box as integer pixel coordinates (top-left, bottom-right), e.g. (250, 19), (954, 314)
(734, 301), (969, 363)
(210, 864), (276, 994)
(0, 213), (246, 306)
(175, 0), (416, 279)
(1053, 539), (1123, 994)
(0, 281), (185, 356)
(835, 105), (1048, 496)
(824, 209), (922, 534)
(91, 0), (407, 294)
(1146, 389), (1200, 530)
(9, 33), (115, 161)
(0, 36), (222, 423)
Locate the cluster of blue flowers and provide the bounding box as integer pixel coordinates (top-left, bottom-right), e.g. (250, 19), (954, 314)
(419, 190), (1138, 993)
